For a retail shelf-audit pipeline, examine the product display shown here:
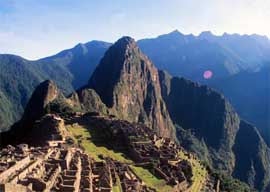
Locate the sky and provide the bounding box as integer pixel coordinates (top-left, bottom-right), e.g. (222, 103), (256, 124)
(0, 0), (270, 60)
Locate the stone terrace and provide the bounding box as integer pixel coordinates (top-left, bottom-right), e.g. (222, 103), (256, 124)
(0, 143), (157, 192)
(81, 115), (195, 191)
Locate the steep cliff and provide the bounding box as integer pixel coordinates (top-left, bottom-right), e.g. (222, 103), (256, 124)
(88, 37), (175, 138)
(158, 70), (270, 190)
(159, 70), (239, 172)
(233, 120), (270, 191)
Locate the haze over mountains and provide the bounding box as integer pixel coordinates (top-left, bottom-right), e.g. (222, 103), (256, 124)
(2, 35), (269, 191)
(1, 30), (269, 146)
(0, 30), (270, 191)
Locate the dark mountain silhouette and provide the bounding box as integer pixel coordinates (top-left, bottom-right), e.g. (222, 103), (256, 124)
(233, 120), (270, 190)
(158, 70), (270, 191)
(209, 67), (270, 146)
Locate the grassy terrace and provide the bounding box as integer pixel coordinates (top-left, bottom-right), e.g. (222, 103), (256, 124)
(66, 123), (173, 192)
(131, 165), (173, 192)
(66, 123), (131, 162)
(178, 151), (207, 191)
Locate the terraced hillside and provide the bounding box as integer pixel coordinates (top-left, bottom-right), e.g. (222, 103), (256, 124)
(65, 113), (210, 192)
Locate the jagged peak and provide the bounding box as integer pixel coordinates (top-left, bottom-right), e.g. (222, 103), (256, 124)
(24, 79), (58, 112)
(169, 29), (182, 35)
(116, 36), (135, 44)
(112, 36), (137, 50)
(158, 30), (184, 39)
(19, 79), (59, 134)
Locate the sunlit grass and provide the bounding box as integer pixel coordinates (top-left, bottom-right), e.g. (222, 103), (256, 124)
(178, 151), (207, 191)
(130, 165), (173, 192)
(67, 123), (131, 163)
(68, 123), (207, 191)
(66, 123), (173, 191)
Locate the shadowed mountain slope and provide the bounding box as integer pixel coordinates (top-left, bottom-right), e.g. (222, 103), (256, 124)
(209, 67), (270, 146)
(158, 70), (270, 191)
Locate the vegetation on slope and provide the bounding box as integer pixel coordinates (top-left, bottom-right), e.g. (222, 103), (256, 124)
(65, 113), (208, 192)
(0, 41), (109, 132)
(66, 122), (173, 192)
(178, 151), (207, 191)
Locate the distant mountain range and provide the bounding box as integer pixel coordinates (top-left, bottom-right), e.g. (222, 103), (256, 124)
(138, 30), (270, 81)
(0, 31), (269, 191)
(1, 30), (269, 151)
(1, 36), (269, 191)
(0, 41), (109, 131)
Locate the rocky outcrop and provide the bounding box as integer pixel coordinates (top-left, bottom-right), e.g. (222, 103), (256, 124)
(21, 80), (59, 126)
(88, 37), (175, 138)
(0, 80), (59, 147)
(67, 88), (108, 115)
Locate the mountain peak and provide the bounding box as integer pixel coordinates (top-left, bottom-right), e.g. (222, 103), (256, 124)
(112, 36), (137, 52)
(42, 79), (56, 87)
(116, 36), (135, 45)
(159, 30), (184, 39)
(22, 80), (58, 124)
(199, 31), (215, 37)
(88, 37), (175, 138)
(169, 29), (182, 35)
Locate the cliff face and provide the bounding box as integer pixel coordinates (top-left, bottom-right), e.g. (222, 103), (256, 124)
(158, 70), (270, 190)
(2, 36), (269, 191)
(159, 70), (239, 172)
(233, 120), (270, 191)
(88, 37), (175, 138)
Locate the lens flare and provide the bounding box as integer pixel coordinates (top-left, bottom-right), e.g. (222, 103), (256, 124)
(203, 70), (213, 79)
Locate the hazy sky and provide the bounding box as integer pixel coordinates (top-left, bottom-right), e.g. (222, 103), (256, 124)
(0, 0), (270, 59)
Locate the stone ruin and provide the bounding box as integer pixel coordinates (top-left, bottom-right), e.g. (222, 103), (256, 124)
(82, 115), (197, 191)
(0, 143), (156, 192)
(0, 113), (157, 192)
(0, 113), (208, 192)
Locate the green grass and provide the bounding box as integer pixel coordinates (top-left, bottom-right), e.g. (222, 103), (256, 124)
(130, 165), (173, 192)
(67, 123), (131, 163)
(112, 185), (122, 192)
(112, 174), (123, 192)
(67, 123), (173, 192)
(67, 123), (207, 192)
(178, 151), (207, 192)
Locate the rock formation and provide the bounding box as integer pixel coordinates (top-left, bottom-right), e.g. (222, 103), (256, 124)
(88, 37), (175, 138)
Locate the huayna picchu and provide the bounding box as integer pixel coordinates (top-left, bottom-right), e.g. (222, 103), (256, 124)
(0, 36), (269, 192)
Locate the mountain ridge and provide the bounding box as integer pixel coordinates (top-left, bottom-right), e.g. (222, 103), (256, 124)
(1, 35), (269, 191)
